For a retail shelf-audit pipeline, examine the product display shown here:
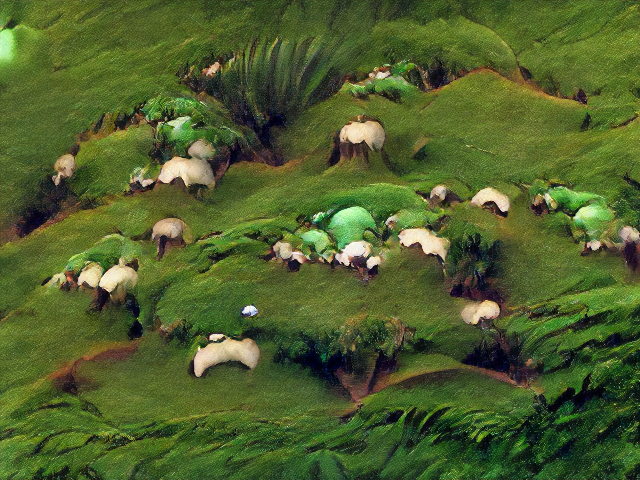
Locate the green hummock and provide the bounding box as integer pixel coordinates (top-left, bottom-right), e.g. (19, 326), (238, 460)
(573, 204), (615, 240)
(325, 206), (377, 249)
(387, 207), (447, 231)
(65, 234), (142, 274)
(299, 229), (334, 255)
(544, 186), (604, 214)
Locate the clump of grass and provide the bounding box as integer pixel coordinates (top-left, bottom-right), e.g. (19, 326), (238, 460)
(443, 220), (502, 300)
(202, 38), (344, 147)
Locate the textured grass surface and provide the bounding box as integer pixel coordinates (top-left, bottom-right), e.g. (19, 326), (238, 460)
(1, 1), (639, 478)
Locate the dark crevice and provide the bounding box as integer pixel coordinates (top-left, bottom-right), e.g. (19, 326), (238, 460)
(14, 176), (78, 237)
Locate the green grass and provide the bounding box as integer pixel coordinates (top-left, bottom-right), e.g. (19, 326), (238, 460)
(1, 1), (639, 478)
(70, 125), (155, 201)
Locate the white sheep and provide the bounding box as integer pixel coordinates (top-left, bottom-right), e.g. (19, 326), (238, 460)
(429, 184), (461, 206)
(366, 255), (382, 271)
(193, 338), (261, 376)
(619, 226), (640, 271)
(52, 154), (76, 186)
(93, 258), (138, 310)
(470, 188), (510, 216)
(398, 228), (449, 262)
(273, 241), (293, 260)
(430, 185), (448, 204)
(152, 218), (187, 259)
(77, 262), (103, 289)
(188, 139), (216, 161)
(334, 241), (372, 267)
(339, 121), (386, 152)
(619, 226), (640, 243)
(129, 167), (155, 189)
(460, 300), (501, 325)
(241, 305), (258, 318)
(208, 333), (226, 341)
(157, 156), (215, 188)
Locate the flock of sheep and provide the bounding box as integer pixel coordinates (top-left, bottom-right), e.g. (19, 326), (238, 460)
(47, 110), (638, 379)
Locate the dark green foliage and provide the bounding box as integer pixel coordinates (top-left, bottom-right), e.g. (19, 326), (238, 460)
(443, 220), (501, 291)
(203, 38), (344, 145)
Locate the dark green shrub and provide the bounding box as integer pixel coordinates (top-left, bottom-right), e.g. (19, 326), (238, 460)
(203, 38), (343, 146)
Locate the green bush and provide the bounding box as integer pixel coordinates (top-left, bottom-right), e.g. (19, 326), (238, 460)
(204, 38), (344, 144)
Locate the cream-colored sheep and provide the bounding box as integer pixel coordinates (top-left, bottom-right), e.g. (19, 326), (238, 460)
(430, 185), (448, 204)
(52, 154), (76, 186)
(335, 241), (372, 267)
(188, 139), (216, 161)
(290, 251), (307, 264)
(619, 226), (640, 243)
(152, 218), (187, 242)
(470, 188), (510, 216)
(273, 241), (293, 260)
(366, 255), (382, 270)
(152, 218), (188, 259)
(98, 259), (138, 303)
(460, 300), (501, 325)
(157, 157), (215, 188)
(77, 262), (103, 289)
(339, 121), (386, 152)
(398, 228), (449, 262)
(193, 338), (261, 376)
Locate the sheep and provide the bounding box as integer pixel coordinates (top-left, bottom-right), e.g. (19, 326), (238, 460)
(128, 167), (155, 193)
(398, 228), (449, 262)
(52, 154), (76, 186)
(619, 226), (640, 271)
(461, 300), (501, 326)
(188, 139), (216, 161)
(91, 258), (139, 312)
(152, 218), (187, 259)
(193, 338), (261, 376)
(157, 156), (215, 188)
(273, 241), (293, 260)
(619, 226), (640, 244)
(366, 255), (382, 275)
(241, 305), (258, 318)
(334, 241), (372, 267)
(335, 118), (386, 163)
(385, 214), (399, 228)
(429, 185), (461, 206)
(288, 251), (308, 272)
(470, 188), (510, 217)
(340, 120), (386, 152)
(77, 262), (103, 289)
(272, 242), (307, 271)
(208, 333), (226, 341)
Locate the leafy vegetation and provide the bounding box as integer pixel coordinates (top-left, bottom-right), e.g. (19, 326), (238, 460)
(201, 37), (344, 146)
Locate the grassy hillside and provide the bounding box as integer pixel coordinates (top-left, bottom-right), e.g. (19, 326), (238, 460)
(0, 1), (638, 478)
